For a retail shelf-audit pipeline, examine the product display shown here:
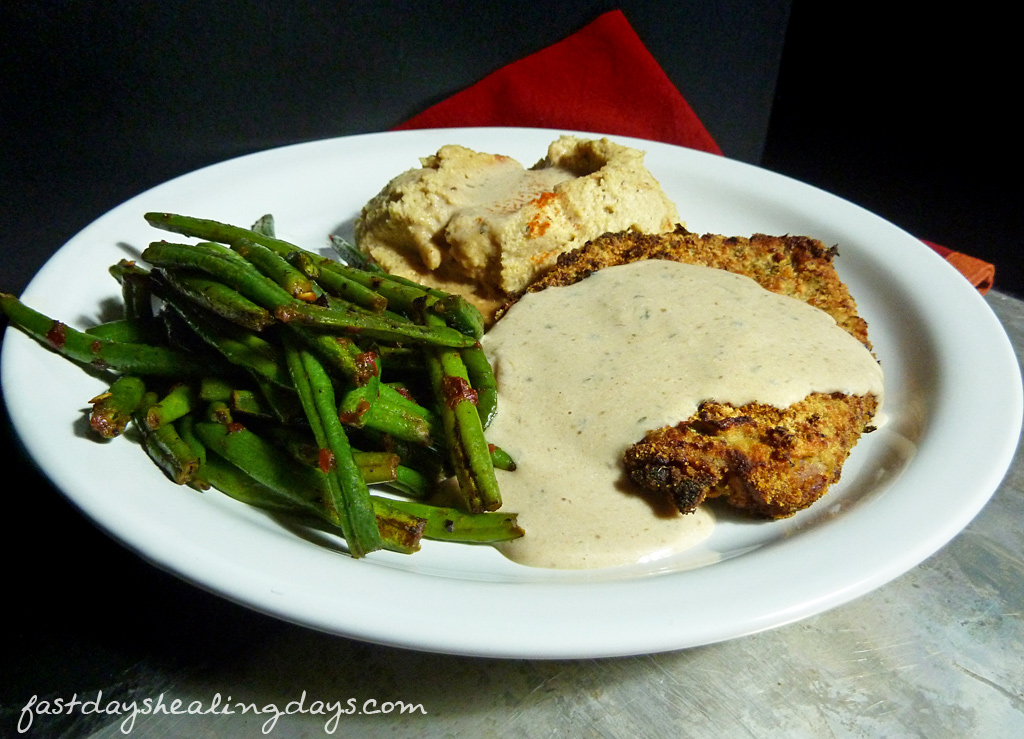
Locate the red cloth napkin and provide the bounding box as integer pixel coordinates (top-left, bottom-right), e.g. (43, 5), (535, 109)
(923, 240), (994, 294)
(395, 9), (994, 294)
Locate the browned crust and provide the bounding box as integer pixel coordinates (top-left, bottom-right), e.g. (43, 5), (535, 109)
(624, 392), (878, 519)
(502, 225), (871, 350)
(499, 226), (879, 520)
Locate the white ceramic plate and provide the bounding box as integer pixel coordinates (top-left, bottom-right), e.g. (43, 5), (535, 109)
(3, 128), (1021, 658)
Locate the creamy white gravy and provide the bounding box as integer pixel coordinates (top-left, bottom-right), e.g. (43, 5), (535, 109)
(482, 260), (884, 570)
(447, 164), (574, 228)
(443, 165), (575, 268)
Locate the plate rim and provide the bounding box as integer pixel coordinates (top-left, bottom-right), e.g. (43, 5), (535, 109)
(3, 126), (1021, 658)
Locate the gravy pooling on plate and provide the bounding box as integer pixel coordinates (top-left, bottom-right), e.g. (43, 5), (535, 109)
(483, 259), (884, 570)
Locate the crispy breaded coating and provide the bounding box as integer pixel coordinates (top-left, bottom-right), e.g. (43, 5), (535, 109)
(512, 226), (871, 349)
(625, 393), (878, 519)
(503, 226), (879, 519)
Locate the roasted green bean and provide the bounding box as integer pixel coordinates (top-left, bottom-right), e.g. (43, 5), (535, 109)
(3, 210), (522, 562)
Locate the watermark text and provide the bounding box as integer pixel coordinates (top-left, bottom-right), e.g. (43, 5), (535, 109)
(18, 690), (427, 734)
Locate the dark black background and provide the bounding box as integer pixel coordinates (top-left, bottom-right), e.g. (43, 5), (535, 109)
(1, 0), (1018, 728)
(764, 3), (1020, 298)
(1, 0), (792, 298)
(3, 2), (1018, 299)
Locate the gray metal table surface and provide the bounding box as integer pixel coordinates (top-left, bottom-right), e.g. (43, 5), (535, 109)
(13, 289), (1014, 738)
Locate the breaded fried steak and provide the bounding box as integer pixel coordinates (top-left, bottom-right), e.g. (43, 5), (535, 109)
(504, 226), (881, 520)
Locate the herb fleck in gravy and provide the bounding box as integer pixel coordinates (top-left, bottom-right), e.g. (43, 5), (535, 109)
(482, 260), (883, 569)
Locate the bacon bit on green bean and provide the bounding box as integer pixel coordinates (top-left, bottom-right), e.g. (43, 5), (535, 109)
(0, 293), (201, 377)
(2, 211), (521, 561)
(89, 375), (147, 439)
(420, 304), (503, 513)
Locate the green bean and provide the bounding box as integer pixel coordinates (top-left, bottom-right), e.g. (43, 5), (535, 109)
(158, 303), (215, 356)
(145, 212), (482, 337)
(250, 376), (304, 423)
(373, 377), (435, 416)
(349, 450), (401, 484)
(193, 415), (332, 516)
(286, 327), (368, 386)
(231, 238), (319, 302)
(359, 268), (485, 340)
(460, 343), (498, 428)
(142, 241), (297, 312)
(147, 237), (474, 348)
(199, 377), (296, 421)
(195, 408), (325, 504)
(276, 300), (475, 348)
(489, 445), (517, 472)
(0, 293), (201, 377)
(225, 388), (268, 417)
(198, 376), (234, 401)
(173, 415), (211, 491)
(194, 409), (417, 554)
(250, 213), (276, 238)
(146, 212), (308, 262)
(338, 377), (437, 446)
(283, 337), (383, 557)
(322, 262), (484, 339)
(426, 292), (485, 340)
(318, 261), (428, 315)
(144, 382), (195, 430)
(368, 500), (427, 553)
(374, 497), (523, 543)
(201, 445), (318, 514)
(421, 307), (503, 513)
(85, 318), (148, 343)
(287, 251), (388, 312)
(152, 268), (275, 332)
(345, 427), (449, 484)
(373, 345), (421, 375)
(328, 233), (383, 273)
(110, 259), (161, 341)
(256, 423), (320, 467)
(109, 259), (150, 284)
(190, 240), (258, 267)
(391, 464), (432, 498)
(259, 423), (432, 498)
(6, 210), (522, 563)
(196, 442), (422, 554)
(88, 375), (147, 438)
(133, 392), (201, 484)
(160, 295), (291, 387)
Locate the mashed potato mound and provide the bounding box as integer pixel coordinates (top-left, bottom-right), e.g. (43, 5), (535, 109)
(354, 136), (680, 321)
